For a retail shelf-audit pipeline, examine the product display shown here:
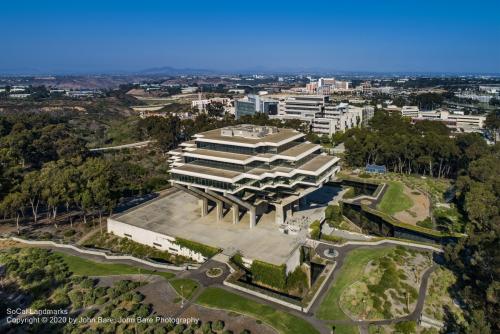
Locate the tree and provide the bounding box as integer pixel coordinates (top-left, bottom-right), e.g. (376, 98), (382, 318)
(0, 192), (26, 234)
(206, 102), (225, 117)
(20, 171), (43, 223)
(77, 158), (117, 231)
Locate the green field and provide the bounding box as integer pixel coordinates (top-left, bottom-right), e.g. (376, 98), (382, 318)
(196, 287), (319, 334)
(317, 247), (394, 320)
(377, 181), (413, 215)
(56, 252), (175, 280)
(170, 278), (199, 300)
(331, 324), (359, 334)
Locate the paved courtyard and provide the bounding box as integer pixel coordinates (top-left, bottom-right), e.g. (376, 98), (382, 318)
(114, 190), (308, 265)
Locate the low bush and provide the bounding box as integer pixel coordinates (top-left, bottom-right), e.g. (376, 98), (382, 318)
(416, 218), (433, 229)
(174, 238), (220, 258)
(63, 229), (76, 237)
(250, 260), (287, 290)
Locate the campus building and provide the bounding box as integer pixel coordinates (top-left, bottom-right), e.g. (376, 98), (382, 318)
(168, 125), (340, 227)
(401, 108), (487, 133)
(235, 94), (279, 119)
(275, 95), (365, 135)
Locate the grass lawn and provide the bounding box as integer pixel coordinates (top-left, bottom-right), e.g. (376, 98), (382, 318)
(331, 323), (359, 334)
(196, 287), (319, 334)
(56, 252), (175, 280)
(170, 278), (199, 300)
(377, 181), (413, 215)
(317, 247), (395, 321)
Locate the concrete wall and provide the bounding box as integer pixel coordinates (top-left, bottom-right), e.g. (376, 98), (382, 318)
(107, 218), (206, 263)
(285, 245), (302, 274)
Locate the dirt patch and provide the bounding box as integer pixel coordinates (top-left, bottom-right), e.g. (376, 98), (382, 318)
(394, 186), (430, 225)
(181, 304), (276, 334)
(0, 240), (28, 249)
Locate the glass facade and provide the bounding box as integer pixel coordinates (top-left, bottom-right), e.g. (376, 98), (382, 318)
(235, 100), (256, 119)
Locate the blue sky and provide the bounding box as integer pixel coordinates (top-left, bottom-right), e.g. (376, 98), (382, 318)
(1, 0), (499, 74)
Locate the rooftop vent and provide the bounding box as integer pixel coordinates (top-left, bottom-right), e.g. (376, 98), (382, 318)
(220, 125), (279, 138)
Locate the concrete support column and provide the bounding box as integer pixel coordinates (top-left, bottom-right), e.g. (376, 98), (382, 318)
(285, 203), (293, 221)
(248, 208), (256, 228)
(198, 198), (208, 216)
(216, 201), (223, 222)
(232, 204), (239, 224)
(275, 204), (285, 225)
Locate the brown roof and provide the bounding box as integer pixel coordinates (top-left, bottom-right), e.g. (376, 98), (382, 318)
(185, 149), (251, 161)
(279, 143), (319, 158)
(172, 164), (240, 179)
(195, 127), (303, 145)
(298, 155), (337, 173)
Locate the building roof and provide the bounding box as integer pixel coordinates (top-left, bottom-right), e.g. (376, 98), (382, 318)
(194, 126), (304, 147)
(298, 155), (338, 173)
(279, 142), (319, 158)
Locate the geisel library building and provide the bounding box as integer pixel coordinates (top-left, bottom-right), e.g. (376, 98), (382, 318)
(108, 125), (340, 271)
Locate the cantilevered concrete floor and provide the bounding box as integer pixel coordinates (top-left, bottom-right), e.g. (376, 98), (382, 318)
(112, 190), (307, 265)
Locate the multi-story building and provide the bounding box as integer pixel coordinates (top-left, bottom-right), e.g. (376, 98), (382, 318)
(401, 106), (420, 118)
(281, 95), (327, 119)
(362, 106), (375, 126)
(408, 109), (486, 132)
(191, 97), (232, 112)
(277, 95), (365, 135)
(168, 125), (340, 227)
(235, 94), (278, 119)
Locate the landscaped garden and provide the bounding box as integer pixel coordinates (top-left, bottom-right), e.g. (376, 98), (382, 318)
(317, 246), (432, 322)
(317, 247), (396, 320)
(423, 266), (465, 325)
(339, 247), (432, 320)
(195, 287), (319, 334)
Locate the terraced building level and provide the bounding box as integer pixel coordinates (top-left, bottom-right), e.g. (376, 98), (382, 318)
(168, 125), (340, 227)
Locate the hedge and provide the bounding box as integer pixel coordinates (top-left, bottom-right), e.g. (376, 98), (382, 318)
(309, 220), (321, 240)
(250, 260), (287, 290)
(174, 238), (220, 258)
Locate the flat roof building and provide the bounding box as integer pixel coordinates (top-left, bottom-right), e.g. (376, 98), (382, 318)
(235, 94), (278, 119)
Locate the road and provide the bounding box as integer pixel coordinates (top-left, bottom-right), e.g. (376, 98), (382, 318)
(89, 140), (153, 152)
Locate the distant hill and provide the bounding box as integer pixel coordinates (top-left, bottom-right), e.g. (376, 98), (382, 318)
(139, 66), (218, 75)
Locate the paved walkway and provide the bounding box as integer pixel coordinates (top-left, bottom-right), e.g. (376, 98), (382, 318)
(89, 140), (153, 151)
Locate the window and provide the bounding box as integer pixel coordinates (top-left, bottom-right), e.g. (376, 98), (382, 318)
(153, 242), (162, 247)
(124, 233), (132, 238)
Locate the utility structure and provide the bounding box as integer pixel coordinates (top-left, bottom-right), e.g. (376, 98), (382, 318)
(168, 125), (340, 227)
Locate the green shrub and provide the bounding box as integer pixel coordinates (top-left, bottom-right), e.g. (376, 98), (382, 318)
(286, 266), (308, 292)
(213, 320), (225, 331)
(96, 296), (108, 305)
(174, 324), (186, 334)
(80, 278), (95, 289)
(343, 187), (356, 199)
(394, 320), (416, 334)
(321, 234), (344, 244)
(231, 252), (245, 269)
(250, 260), (287, 290)
(416, 218), (433, 229)
(63, 229), (76, 237)
(325, 204), (343, 222)
(201, 321), (213, 334)
(154, 327), (167, 334)
(309, 220), (321, 240)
